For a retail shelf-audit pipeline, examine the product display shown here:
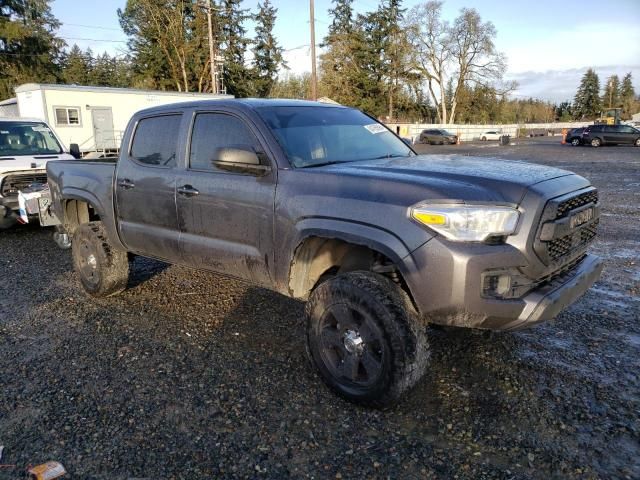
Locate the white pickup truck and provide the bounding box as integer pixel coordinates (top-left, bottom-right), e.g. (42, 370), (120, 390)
(0, 117), (79, 230)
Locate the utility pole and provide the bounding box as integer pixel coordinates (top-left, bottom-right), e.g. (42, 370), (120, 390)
(309, 0), (317, 100)
(203, 0), (219, 94)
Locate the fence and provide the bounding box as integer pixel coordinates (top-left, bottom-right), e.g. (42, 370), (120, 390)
(386, 122), (591, 142)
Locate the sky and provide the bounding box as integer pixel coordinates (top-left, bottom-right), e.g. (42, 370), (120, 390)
(51, 0), (640, 103)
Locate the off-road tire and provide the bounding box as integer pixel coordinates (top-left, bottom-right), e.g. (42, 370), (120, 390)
(305, 271), (429, 408)
(591, 138), (602, 147)
(72, 221), (129, 297)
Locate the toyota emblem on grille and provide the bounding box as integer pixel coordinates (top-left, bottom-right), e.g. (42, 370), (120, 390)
(570, 208), (594, 229)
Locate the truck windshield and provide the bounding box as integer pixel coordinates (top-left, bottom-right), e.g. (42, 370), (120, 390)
(0, 121), (63, 157)
(257, 106), (414, 168)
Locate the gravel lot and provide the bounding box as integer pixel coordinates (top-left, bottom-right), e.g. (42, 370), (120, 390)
(1, 138), (638, 479)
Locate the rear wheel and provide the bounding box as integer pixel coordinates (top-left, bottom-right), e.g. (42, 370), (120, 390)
(481, 136), (487, 141)
(305, 271), (429, 408)
(591, 138), (602, 147)
(635, 138), (640, 147)
(72, 222), (129, 297)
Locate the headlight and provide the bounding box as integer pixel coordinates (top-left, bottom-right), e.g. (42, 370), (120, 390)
(411, 204), (520, 242)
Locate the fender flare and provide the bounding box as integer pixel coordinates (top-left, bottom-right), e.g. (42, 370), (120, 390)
(286, 217), (422, 301)
(58, 187), (126, 250)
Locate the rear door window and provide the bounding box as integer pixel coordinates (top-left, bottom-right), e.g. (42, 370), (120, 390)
(130, 115), (182, 167)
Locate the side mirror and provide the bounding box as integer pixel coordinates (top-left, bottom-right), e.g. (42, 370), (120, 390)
(212, 146), (271, 176)
(69, 143), (81, 159)
(216, 146), (260, 165)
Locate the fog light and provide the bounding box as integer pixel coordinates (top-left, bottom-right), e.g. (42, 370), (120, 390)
(483, 272), (512, 298)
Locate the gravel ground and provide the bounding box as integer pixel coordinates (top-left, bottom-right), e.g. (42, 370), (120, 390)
(1, 138), (638, 479)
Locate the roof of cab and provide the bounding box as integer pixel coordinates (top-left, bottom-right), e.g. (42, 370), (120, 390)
(134, 98), (348, 117)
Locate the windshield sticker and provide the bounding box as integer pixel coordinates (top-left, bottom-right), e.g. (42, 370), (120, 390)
(32, 126), (50, 132)
(364, 123), (387, 134)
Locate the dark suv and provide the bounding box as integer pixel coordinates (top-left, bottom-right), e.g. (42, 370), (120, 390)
(582, 124), (640, 147)
(565, 127), (586, 146)
(419, 129), (458, 145)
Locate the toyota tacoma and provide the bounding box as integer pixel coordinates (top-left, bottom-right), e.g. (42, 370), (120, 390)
(46, 100), (604, 407)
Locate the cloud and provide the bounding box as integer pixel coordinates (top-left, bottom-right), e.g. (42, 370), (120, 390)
(501, 22), (640, 73)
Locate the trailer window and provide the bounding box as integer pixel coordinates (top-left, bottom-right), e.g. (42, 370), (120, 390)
(54, 107), (81, 126)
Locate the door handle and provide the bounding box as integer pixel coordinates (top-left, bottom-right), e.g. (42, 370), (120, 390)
(177, 185), (199, 197)
(118, 179), (135, 189)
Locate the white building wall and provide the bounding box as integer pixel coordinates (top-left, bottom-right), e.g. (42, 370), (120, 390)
(15, 84), (231, 151)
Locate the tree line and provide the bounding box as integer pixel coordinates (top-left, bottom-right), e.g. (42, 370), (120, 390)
(564, 68), (638, 121)
(1, 0), (286, 99)
(2, 0), (637, 124)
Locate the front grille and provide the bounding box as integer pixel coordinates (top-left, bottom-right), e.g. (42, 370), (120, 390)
(534, 187), (599, 265)
(556, 190), (599, 218)
(548, 219), (599, 261)
(0, 173), (48, 197)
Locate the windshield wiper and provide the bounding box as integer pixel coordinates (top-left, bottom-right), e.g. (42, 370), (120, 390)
(371, 153), (410, 160)
(302, 160), (353, 168)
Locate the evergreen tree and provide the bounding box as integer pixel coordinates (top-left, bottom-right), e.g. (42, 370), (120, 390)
(319, 0), (359, 104)
(0, 0), (65, 98)
(620, 72), (637, 118)
(251, 0), (286, 98)
(90, 52), (115, 86)
(62, 44), (90, 85)
(220, 0), (252, 97)
(602, 74), (620, 108)
(377, 0), (408, 120)
(573, 68), (601, 119)
(326, 0), (353, 41)
(555, 101), (573, 121)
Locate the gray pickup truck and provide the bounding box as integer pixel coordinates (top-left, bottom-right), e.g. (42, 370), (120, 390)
(47, 99), (603, 407)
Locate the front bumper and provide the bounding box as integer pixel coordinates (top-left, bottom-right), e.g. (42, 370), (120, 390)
(403, 238), (603, 331)
(499, 254), (603, 330)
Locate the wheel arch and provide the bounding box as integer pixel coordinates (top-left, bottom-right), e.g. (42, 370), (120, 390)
(57, 188), (126, 250)
(287, 221), (419, 308)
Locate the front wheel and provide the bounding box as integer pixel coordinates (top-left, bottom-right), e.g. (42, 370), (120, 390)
(591, 138), (602, 147)
(305, 271), (429, 408)
(571, 138), (581, 146)
(72, 222), (129, 297)
(481, 136), (487, 141)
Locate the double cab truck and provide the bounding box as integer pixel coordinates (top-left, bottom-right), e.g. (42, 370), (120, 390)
(0, 117), (79, 229)
(47, 100), (604, 407)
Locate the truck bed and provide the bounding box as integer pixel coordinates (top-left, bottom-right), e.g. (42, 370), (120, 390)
(46, 159), (120, 245)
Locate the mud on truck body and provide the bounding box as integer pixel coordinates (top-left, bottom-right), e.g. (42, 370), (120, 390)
(46, 100), (604, 407)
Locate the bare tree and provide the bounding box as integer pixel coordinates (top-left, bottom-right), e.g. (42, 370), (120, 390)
(405, 2), (514, 123)
(404, 1), (451, 123)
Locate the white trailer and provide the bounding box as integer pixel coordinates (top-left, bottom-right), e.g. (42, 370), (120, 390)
(14, 83), (232, 153)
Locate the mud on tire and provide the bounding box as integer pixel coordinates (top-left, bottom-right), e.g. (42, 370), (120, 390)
(72, 222), (129, 297)
(305, 271), (429, 408)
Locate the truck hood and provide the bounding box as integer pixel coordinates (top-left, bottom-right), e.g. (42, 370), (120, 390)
(327, 154), (575, 204)
(0, 154), (74, 175)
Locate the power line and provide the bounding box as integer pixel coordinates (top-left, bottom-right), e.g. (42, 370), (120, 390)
(60, 36), (127, 43)
(61, 23), (122, 31)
